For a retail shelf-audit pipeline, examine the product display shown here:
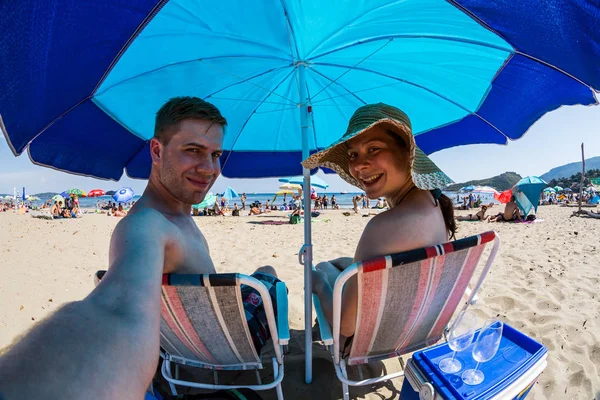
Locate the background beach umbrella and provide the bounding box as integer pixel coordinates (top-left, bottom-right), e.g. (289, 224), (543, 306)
(460, 185), (476, 192)
(279, 183), (303, 193)
(222, 186), (239, 201)
(112, 187), (135, 203)
(471, 186), (498, 195)
(2, 1), (599, 382)
(26, 195), (40, 201)
(279, 176), (329, 190)
(543, 187), (556, 193)
(64, 188), (87, 197)
(52, 195), (64, 204)
(194, 193), (217, 209)
(513, 176), (547, 216)
(272, 189), (297, 203)
(553, 186), (564, 192)
(87, 189), (106, 197)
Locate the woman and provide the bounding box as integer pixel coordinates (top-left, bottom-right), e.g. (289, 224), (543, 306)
(302, 103), (456, 338)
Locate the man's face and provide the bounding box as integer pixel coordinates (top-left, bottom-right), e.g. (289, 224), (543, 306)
(152, 119), (224, 205)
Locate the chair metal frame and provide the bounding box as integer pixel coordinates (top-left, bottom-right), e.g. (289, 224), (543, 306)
(313, 232), (500, 400)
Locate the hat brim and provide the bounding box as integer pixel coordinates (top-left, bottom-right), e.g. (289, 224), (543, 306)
(302, 119), (453, 191)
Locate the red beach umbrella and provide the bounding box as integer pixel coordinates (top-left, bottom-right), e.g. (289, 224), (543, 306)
(88, 189), (106, 197)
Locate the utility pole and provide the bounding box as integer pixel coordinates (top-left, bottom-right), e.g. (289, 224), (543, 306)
(578, 143), (585, 212)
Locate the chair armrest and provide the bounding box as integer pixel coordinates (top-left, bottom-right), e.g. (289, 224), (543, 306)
(275, 282), (290, 345)
(313, 294), (333, 346)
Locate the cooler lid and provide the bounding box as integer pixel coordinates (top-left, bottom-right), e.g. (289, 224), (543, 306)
(412, 323), (547, 400)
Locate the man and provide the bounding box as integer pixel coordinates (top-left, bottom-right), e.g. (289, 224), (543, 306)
(50, 201), (59, 218)
(241, 193), (247, 210)
(0, 97), (280, 399)
(489, 196), (522, 222)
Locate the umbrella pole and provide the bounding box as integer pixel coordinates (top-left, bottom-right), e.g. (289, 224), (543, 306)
(298, 62), (313, 384)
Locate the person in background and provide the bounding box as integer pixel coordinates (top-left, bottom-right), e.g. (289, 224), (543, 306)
(241, 193), (247, 210)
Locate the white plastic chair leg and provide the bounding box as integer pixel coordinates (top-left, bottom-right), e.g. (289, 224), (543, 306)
(165, 361), (178, 396)
(273, 358), (284, 400)
(255, 369), (262, 385)
(340, 361), (350, 400)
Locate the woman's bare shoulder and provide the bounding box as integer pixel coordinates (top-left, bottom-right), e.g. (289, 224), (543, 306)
(355, 201), (446, 260)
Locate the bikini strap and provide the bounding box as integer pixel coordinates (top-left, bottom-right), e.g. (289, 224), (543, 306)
(430, 188), (442, 207)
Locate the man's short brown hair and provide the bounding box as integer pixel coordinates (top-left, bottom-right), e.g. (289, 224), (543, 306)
(154, 96), (227, 145)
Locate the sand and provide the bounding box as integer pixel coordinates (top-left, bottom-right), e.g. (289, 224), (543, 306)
(1, 205), (599, 399)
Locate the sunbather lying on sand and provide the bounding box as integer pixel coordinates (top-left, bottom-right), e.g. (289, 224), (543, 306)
(456, 205), (488, 221)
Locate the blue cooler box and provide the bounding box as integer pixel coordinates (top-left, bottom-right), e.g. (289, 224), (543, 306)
(400, 323), (547, 399)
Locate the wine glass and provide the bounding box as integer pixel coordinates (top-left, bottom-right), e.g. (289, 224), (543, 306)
(439, 310), (478, 373)
(462, 319), (504, 385)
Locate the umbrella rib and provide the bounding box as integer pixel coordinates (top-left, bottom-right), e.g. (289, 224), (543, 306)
(278, 0), (301, 61)
(311, 81), (406, 105)
(202, 64), (294, 103)
(309, 34), (512, 62)
(309, 67), (366, 106)
(221, 69), (296, 169)
(311, 39), (393, 102)
(95, 56), (291, 97)
(312, 61), (509, 140)
(201, 61), (297, 105)
(92, 0), (170, 95)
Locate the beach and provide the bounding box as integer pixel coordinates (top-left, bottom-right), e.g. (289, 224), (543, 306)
(0, 205), (598, 399)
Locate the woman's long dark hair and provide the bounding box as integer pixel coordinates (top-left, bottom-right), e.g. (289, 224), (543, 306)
(387, 129), (456, 239)
(438, 193), (457, 240)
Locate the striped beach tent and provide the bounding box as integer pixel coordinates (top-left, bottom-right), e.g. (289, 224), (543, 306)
(95, 271), (289, 399)
(313, 231), (500, 400)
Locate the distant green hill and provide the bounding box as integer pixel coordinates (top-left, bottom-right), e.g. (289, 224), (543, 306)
(446, 172), (522, 192)
(540, 156), (600, 182)
(32, 192), (59, 198)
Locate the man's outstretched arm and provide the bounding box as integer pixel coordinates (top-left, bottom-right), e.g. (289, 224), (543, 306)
(0, 211), (168, 400)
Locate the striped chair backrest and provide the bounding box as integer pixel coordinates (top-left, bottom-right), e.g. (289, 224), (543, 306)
(348, 231), (497, 365)
(160, 273), (261, 370)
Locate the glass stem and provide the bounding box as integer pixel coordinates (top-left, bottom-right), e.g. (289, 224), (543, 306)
(474, 362), (480, 373)
(450, 351), (457, 361)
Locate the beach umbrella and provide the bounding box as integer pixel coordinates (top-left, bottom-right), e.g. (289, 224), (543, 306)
(471, 186), (498, 195)
(564, 188), (573, 192)
(64, 188), (87, 197)
(272, 189), (297, 203)
(460, 186), (476, 192)
(543, 187), (556, 193)
(87, 189), (106, 197)
(2, 2), (600, 383)
(26, 195), (40, 201)
(513, 176), (547, 216)
(112, 187), (135, 203)
(222, 186), (238, 201)
(52, 194), (64, 204)
(279, 183), (303, 192)
(280, 176), (329, 190)
(194, 193), (217, 209)
(553, 186), (564, 192)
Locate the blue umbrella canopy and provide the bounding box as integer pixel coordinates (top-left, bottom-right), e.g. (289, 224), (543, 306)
(460, 185), (476, 192)
(513, 176), (547, 216)
(280, 176), (329, 190)
(1, 1), (598, 180)
(112, 187), (135, 203)
(223, 186), (238, 200)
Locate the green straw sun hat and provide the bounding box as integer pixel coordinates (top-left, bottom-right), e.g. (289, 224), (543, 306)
(302, 103), (453, 190)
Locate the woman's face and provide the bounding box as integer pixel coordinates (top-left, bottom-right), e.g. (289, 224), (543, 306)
(346, 125), (411, 200)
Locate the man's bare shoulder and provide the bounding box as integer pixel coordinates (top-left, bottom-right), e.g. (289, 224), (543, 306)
(111, 207), (175, 246)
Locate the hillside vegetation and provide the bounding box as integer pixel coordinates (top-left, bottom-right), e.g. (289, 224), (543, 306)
(446, 172), (522, 192)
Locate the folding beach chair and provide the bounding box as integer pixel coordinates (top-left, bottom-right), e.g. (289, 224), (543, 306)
(313, 231), (500, 400)
(95, 271), (289, 399)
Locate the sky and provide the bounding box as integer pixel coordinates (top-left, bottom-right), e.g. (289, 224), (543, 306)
(1, 103), (598, 195)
